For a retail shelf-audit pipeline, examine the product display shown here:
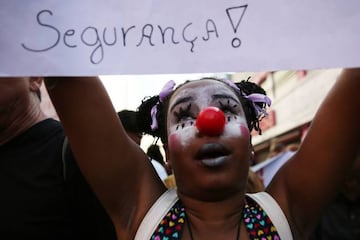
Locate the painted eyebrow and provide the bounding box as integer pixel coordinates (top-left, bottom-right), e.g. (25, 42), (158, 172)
(212, 94), (240, 104)
(170, 96), (193, 112)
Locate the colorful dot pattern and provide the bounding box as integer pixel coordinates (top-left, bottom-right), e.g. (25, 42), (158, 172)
(244, 197), (281, 240)
(151, 201), (185, 240)
(150, 196), (281, 240)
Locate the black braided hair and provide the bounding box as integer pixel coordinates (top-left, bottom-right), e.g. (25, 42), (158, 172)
(136, 78), (268, 145)
(236, 77), (267, 134)
(136, 95), (163, 138)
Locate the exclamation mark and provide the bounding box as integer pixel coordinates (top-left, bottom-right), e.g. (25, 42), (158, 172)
(226, 4), (248, 48)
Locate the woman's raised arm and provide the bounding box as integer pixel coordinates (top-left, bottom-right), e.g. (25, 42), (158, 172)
(45, 77), (167, 239)
(268, 68), (360, 237)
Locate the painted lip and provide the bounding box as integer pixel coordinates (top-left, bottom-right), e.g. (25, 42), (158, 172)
(195, 143), (231, 167)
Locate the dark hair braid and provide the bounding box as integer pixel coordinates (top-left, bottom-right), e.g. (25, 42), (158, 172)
(236, 78), (267, 134)
(137, 95), (168, 143)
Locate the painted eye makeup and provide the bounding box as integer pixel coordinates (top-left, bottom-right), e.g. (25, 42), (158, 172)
(219, 99), (237, 114)
(218, 99), (240, 122)
(173, 103), (195, 129)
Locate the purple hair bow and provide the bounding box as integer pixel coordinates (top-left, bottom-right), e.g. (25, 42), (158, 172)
(222, 79), (271, 118)
(159, 80), (176, 102)
(245, 93), (272, 118)
(222, 79), (240, 92)
(151, 80), (176, 130)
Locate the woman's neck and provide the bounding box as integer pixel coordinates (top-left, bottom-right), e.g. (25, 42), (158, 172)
(178, 189), (245, 239)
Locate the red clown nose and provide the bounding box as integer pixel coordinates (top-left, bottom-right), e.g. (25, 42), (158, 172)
(196, 107), (226, 136)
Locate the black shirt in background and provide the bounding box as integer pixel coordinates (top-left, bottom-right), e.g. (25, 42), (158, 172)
(0, 119), (116, 240)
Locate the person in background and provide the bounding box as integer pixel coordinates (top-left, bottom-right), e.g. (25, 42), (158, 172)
(45, 68), (359, 239)
(0, 78), (116, 240)
(118, 110), (168, 181)
(267, 142), (286, 159)
(117, 110), (143, 145)
(246, 169), (265, 193)
(285, 143), (300, 152)
(251, 141), (295, 188)
(309, 149), (360, 240)
(146, 144), (169, 181)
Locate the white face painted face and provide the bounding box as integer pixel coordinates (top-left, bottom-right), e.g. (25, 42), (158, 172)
(167, 80), (249, 148)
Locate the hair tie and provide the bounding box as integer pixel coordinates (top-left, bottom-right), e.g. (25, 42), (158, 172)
(150, 80), (176, 131)
(159, 80), (176, 102)
(245, 93), (272, 118)
(150, 104), (159, 130)
(221, 78), (271, 119)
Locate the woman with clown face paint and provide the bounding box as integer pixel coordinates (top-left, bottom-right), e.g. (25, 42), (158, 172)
(45, 68), (360, 240)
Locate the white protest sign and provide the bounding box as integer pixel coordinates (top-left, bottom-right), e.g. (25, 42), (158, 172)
(1, 0), (359, 76)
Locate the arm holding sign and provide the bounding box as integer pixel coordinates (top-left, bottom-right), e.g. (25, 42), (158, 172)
(45, 77), (167, 239)
(267, 68), (360, 237)
(45, 69), (360, 239)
